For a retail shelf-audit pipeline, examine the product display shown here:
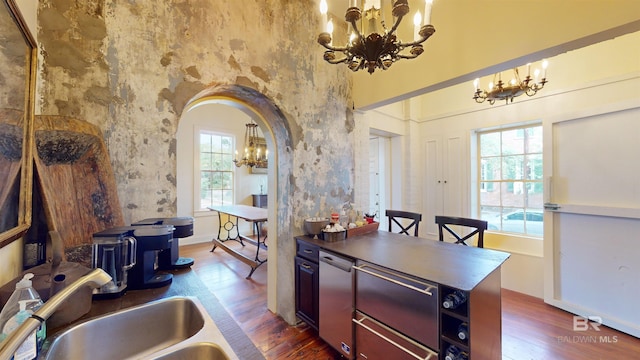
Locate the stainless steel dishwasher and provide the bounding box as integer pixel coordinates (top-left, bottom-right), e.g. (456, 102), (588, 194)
(319, 250), (355, 359)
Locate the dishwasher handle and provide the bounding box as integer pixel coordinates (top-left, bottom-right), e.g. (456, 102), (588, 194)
(353, 264), (435, 296)
(319, 253), (353, 272)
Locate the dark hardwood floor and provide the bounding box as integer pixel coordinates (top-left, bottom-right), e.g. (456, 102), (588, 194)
(180, 241), (639, 360)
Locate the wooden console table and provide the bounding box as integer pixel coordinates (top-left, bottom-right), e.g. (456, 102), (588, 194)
(208, 205), (268, 279)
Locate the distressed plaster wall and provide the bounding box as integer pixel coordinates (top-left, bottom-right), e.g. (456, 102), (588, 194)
(35, 0), (357, 323)
(0, 12), (28, 110)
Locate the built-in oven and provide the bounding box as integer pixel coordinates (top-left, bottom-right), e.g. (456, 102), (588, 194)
(353, 260), (439, 359)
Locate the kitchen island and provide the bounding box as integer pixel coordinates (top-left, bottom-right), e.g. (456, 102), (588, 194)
(295, 231), (510, 360)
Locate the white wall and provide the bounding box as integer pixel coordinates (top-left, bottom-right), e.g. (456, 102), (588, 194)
(176, 102), (268, 245)
(366, 31), (640, 298)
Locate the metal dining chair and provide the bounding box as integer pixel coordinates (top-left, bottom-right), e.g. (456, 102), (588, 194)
(435, 216), (488, 248)
(386, 210), (422, 236)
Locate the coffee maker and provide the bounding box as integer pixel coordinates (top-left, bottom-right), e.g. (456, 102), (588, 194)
(125, 225), (175, 290)
(131, 217), (195, 270)
(91, 228), (137, 298)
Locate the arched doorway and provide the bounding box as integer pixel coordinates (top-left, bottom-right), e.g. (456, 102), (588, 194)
(178, 84), (296, 322)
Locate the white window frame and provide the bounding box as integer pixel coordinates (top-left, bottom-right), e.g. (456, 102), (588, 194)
(194, 128), (236, 212)
(476, 123), (544, 238)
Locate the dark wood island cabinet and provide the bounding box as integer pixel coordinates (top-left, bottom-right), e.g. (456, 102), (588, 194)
(294, 238), (320, 330)
(295, 231), (510, 360)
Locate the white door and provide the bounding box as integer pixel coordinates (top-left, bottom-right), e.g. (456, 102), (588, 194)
(543, 101), (640, 337)
(423, 133), (467, 240)
(370, 136), (389, 229)
(424, 137), (440, 239)
(369, 137), (381, 224)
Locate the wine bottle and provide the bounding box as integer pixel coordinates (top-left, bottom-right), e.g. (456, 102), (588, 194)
(442, 289), (468, 310)
(457, 322), (469, 341)
(445, 345), (460, 360)
(444, 345), (469, 360)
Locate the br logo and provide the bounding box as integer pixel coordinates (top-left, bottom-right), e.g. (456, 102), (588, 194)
(573, 316), (602, 331)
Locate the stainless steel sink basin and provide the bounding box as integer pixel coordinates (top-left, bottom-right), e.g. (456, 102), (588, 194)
(154, 342), (230, 360)
(41, 297), (236, 360)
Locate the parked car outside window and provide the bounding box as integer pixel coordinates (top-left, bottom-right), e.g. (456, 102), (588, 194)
(487, 210), (543, 236)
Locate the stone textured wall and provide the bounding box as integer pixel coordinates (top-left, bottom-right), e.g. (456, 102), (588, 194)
(36, 0), (357, 322)
(0, 6), (29, 110)
(37, 0), (355, 219)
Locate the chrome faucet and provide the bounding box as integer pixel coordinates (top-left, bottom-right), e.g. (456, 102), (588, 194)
(0, 268), (112, 360)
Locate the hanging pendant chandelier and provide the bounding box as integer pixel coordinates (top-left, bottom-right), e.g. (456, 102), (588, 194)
(473, 60), (549, 105)
(317, 0), (436, 74)
(234, 121), (268, 168)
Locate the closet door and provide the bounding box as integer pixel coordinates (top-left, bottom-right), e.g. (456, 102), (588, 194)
(543, 102), (640, 337)
(443, 133), (466, 220)
(423, 133), (467, 240)
(369, 136), (389, 231)
(424, 137), (442, 239)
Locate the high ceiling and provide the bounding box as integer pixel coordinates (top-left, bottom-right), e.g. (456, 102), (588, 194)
(332, 0), (640, 110)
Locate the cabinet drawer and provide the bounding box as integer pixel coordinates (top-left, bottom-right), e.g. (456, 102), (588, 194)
(354, 311), (438, 360)
(354, 261), (439, 351)
(296, 239), (319, 262)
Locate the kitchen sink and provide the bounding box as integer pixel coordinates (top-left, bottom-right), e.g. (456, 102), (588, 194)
(40, 297), (235, 360)
(154, 342), (230, 360)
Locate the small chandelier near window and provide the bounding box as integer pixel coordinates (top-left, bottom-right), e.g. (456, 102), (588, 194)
(317, 0), (436, 74)
(473, 60), (549, 105)
(234, 121), (268, 168)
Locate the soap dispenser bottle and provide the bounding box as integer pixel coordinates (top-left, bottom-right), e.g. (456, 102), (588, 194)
(0, 273), (46, 359)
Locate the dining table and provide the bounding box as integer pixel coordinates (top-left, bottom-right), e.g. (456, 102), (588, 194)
(207, 205), (268, 279)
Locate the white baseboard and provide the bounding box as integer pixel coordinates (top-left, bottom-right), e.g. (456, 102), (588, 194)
(178, 235), (212, 246)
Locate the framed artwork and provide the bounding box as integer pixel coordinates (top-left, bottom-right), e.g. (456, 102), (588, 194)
(0, 0), (37, 248)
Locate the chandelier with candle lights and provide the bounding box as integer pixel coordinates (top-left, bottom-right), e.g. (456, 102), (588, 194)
(473, 60), (549, 105)
(317, 0), (435, 74)
(234, 121), (268, 168)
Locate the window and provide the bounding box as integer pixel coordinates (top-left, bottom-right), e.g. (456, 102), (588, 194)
(198, 131), (234, 210)
(478, 125), (543, 237)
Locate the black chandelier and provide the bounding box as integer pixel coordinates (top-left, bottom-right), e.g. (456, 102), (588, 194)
(317, 0), (435, 74)
(473, 60), (549, 105)
(233, 121), (268, 168)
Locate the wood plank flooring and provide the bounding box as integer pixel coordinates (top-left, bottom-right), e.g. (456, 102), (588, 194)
(180, 241), (639, 360)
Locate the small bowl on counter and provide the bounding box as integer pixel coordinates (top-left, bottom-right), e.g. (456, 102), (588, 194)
(321, 230), (347, 242)
(304, 218), (330, 239)
(321, 223), (347, 242)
